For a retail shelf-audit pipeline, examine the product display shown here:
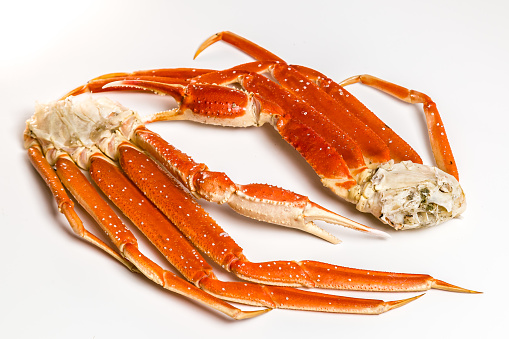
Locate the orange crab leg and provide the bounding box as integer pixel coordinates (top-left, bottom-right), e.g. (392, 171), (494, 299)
(118, 143), (477, 294)
(339, 74), (459, 180)
(134, 126), (386, 243)
(91, 143), (422, 314)
(63, 76), (190, 98)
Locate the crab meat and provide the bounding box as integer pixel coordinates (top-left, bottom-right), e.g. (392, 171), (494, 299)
(353, 161), (466, 229)
(28, 96), (141, 167)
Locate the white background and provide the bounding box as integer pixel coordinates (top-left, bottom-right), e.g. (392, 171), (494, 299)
(2, 0), (507, 337)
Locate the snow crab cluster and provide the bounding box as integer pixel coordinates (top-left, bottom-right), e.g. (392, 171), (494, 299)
(24, 32), (475, 319)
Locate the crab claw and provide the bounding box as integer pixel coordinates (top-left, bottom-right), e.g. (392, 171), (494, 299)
(132, 128), (389, 244)
(223, 183), (390, 244)
(353, 161), (466, 229)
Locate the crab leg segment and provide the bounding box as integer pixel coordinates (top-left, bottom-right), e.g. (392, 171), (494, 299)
(340, 74), (458, 180)
(91, 143), (421, 314)
(133, 126), (387, 243)
(118, 143), (476, 293)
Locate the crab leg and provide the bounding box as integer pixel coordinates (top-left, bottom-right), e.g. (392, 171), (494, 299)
(133, 126), (387, 243)
(118, 143), (477, 294)
(63, 76), (189, 98)
(339, 74), (458, 180)
(194, 31), (285, 63)
(90, 143), (421, 314)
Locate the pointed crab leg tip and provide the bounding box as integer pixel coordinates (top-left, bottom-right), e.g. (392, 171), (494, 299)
(233, 308), (272, 320)
(366, 227), (391, 239)
(331, 238), (342, 245)
(60, 86), (85, 100)
(431, 279), (482, 294)
(338, 218), (390, 239)
(384, 294), (424, 313)
(307, 204), (390, 239)
(194, 32), (223, 60)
